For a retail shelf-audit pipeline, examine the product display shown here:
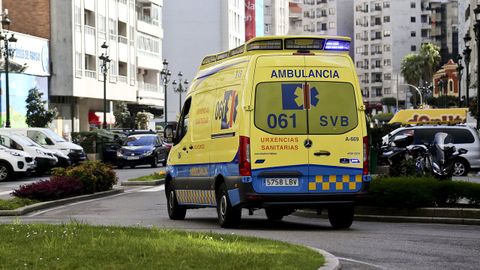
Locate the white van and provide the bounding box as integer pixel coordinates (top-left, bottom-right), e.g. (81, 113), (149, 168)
(0, 145), (36, 181)
(0, 128), (86, 164)
(0, 132), (58, 173)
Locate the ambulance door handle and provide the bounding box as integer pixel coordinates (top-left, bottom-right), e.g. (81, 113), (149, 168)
(182, 147), (187, 151)
(314, 150), (330, 156)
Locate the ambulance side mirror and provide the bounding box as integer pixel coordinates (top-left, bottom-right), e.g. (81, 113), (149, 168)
(164, 125), (176, 145)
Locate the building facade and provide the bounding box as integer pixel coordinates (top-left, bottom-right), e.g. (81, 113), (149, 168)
(355, 0), (427, 104)
(163, 0), (245, 121)
(264, 0), (289, 36)
(47, 0), (165, 133)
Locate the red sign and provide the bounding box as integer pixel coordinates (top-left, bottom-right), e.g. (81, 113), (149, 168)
(245, 0), (256, 41)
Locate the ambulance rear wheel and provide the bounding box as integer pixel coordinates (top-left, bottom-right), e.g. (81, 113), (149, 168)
(265, 208), (285, 221)
(328, 205), (354, 229)
(216, 183), (241, 228)
(167, 185), (186, 220)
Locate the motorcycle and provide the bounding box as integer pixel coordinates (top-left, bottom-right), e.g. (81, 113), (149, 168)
(409, 132), (468, 180)
(380, 134), (416, 176)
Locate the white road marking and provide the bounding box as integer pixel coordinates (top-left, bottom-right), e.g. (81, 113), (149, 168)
(139, 185), (165, 192)
(0, 190), (13, 196)
(338, 257), (386, 269)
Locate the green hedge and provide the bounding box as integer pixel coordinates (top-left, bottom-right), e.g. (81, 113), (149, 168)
(52, 161), (117, 193)
(366, 177), (480, 208)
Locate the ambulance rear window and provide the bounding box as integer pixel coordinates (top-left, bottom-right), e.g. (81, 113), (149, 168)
(255, 82), (358, 135)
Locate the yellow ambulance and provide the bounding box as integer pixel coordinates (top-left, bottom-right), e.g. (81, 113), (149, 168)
(165, 36), (370, 229)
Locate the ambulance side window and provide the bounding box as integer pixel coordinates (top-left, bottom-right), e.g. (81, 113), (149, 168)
(176, 98), (191, 144)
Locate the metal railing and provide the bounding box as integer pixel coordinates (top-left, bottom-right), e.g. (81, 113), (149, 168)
(137, 13), (159, 26)
(118, 36), (128, 44)
(118, 75), (128, 84)
(138, 81), (159, 92)
(84, 25), (95, 36)
(85, 70), (97, 78)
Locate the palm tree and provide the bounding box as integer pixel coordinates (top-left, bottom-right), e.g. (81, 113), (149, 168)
(419, 43), (441, 83)
(400, 53), (423, 85)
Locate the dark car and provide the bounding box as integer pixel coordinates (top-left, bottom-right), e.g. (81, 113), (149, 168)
(116, 134), (169, 169)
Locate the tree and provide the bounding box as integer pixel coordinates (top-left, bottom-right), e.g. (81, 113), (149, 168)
(400, 43), (441, 85)
(135, 111), (153, 130)
(113, 101), (131, 128)
(381, 97), (397, 107)
(25, 87), (57, 127)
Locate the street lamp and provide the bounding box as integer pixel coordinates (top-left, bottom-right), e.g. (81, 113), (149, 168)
(464, 32), (472, 107)
(160, 59), (171, 126)
(98, 42), (111, 129)
(400, 84), (423, 107)
(172, 72), (189, 114)
(456, 55), (464, 107)
(0, 10), (17, 128)
(474, 5), (480, 129)
(437, 75), (447, 108)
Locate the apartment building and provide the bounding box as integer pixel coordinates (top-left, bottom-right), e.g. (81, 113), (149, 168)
(426, 0), (459, 64)
(163, 0), (245, 121)
(355, 0), (424, 103)
(46, 0), (164, 133)
(264, 0), (289, 35)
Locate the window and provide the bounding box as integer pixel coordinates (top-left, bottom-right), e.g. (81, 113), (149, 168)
(383, 16), (390, 23)
(254, 82), (358, 135)
(384, 73), (391, 80)
(176, 98), (191, 144)
(411, 31), (416, 37)
(329, 8), (335, 15)
(384, 87), (391, 94)
(384, 44), (391, 52)
(445, 129), (475, 144)
(421, 29), (429, 38)
(411, 45), (417, 51)
(329, 22), (335, 29)
(411, 16), (416, 23)
(383, 2), (390, 8)
(383, 59), (391, 66)
(411, 2), (416, 8)
(384, 30), (391, 37)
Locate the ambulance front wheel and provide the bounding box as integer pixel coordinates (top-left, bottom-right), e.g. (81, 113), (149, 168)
(216, 183), (241, 228)
(328, 205), (354, 229)
(167, 185), (186, 220)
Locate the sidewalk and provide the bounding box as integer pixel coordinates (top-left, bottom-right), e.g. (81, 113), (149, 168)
(296, 206), (480, 225)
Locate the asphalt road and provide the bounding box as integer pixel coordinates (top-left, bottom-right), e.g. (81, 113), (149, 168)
(1, 182), (479, 270)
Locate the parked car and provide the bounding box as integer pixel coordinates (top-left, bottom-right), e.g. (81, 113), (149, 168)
(0, 132), (58, 174)
(0, 145), (36, 181)
(382, 125), (480, 176)
(0, 128), (86, 164)
(21, 135), (71, 168)
(116, 134), (169, 169)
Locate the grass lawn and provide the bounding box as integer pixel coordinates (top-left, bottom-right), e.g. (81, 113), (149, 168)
(0, 224), (324, 270)
(128, 171), (165, 182)
(0, 198), (39, 210)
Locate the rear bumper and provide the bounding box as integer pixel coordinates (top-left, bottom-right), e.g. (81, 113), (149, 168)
(225, 176), (370, 208)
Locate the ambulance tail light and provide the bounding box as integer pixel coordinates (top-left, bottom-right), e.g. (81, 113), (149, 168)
(363, 136), (369, 175)
(239, 136), (251, 176)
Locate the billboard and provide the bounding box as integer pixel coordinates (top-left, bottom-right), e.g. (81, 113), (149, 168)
(245, 0), (256, 41)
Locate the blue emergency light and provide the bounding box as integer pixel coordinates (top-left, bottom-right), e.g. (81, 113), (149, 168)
(324, 40), (351, 51)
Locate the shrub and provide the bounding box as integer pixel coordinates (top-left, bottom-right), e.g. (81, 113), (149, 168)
(366, 177), (480, 208)
(52, 161), (117, 193)
(13, 176), (84, 201)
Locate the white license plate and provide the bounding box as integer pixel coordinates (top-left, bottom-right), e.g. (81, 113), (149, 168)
(126, 156), (140, 160)
(265, 178), (299, 187)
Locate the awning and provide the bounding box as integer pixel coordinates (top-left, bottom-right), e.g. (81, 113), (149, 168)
(388, 108), (468, 125)
(0, 59), (28, 73)
(88, 112), (116, 125)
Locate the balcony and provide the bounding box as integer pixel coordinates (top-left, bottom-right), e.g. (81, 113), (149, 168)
(118, 75), (128, 84)
(85, 70), (96, 79)
(138, 81), (159, 92)
(137, 13), (159, 26)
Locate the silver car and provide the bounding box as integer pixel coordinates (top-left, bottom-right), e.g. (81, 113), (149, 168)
(382, 125), (480, 176)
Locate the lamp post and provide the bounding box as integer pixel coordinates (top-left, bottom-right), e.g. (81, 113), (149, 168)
(1, 10), (17, 128)
(474, 5), (480, 129)
(438, 75), (447, 108)
(160, 59), (171, 126)
(400, 84), (423, 107)
(456, 55), (464, 107)
(98, 42), (111, 129)
(464, 32), (472, 108)
(172, 72), (189, 114)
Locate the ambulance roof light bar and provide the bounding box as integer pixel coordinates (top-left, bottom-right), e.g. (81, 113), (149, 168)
(324, 39), (351, 51)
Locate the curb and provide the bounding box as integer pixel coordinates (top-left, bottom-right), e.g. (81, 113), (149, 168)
(120, 179), (165, 186)
(295, 206), (480, 225)
(0, 189), (123, 216)
(310, 247), (340, 270)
